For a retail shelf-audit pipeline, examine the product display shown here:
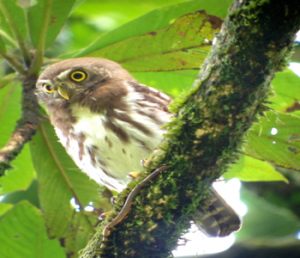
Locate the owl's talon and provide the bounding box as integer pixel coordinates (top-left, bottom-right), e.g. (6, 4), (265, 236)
(128, 171), (141, 179)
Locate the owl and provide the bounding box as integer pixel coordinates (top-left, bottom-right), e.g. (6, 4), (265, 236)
(36, 57), (240, 237)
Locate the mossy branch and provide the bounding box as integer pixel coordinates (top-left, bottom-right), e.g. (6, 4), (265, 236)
(81, 0), (300, 257)
(0, 75), (40, 175)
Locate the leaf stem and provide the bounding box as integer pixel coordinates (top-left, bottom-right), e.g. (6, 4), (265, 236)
(0, 2), (31, 65)
(29, 0), (53, 75)
(0, 29), (18, 48)
(0, 73), (16, 89)
(0, 52), (26, 74)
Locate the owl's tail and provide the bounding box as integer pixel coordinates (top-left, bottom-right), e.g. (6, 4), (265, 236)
(193, 188), (241, 237)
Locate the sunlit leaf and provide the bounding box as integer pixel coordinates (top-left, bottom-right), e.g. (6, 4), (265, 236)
(133, 70), (197, 96)
(88, 11), (219, 74)
(0, 202), (12, 216)
(0, 201), (65, 258)
(269, 68), (300, 114)
(28, 0), (76, 48)
(30, 121), (105, 238)
(75, 0), (231, 57)
(244, 112), (300, 171)
(224, 155), (287, 182)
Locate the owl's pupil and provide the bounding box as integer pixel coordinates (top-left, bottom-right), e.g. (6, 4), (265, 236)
(45, 85), (52, 91)
(73, 73), (83, 79)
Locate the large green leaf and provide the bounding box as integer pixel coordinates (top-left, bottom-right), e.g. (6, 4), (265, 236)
(224, 155), (287, 182)
(0, 201), (65, 258)
(0, 0), (27, 48)
(88, 11), (219, 73)
(30, 121), (105, 238)
(75, 0), (231, 57)
(28, 0), (76, 48)
(269, 68), (300, 114)
(244, 112), (300, 171)
(237, 189), (300, 240)
(0, 83), (35, 195)
(63, 212), (98, 257)
(0, 202), (12, 216)
(133, 70), (198, 96)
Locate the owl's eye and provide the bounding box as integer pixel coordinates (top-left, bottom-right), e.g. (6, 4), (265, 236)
(43, 83), (55, 93)
(69, 70), (87, 82)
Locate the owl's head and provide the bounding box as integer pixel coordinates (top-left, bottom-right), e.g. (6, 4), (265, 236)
(36, 57), (132, 106)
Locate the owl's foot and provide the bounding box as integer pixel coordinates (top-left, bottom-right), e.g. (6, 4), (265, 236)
(128, 171), (141, 179)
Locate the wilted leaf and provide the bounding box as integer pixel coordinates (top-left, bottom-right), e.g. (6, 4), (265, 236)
(224, 155), (287, 182)
(30, 121), (104, 238)
(244, 112), (300, 171)
(0, 201), (65, 258)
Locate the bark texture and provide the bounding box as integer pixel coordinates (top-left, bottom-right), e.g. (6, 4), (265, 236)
(80, 0), (300, 257)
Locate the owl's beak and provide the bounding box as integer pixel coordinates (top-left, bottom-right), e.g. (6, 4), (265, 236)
(57, 85), (70, 100)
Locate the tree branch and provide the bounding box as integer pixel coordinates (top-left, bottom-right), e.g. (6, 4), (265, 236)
(81, 0), (300, 257)
(0, 75), (40, 174)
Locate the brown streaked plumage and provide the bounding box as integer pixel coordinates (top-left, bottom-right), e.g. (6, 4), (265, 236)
(36, 57), (240, 237)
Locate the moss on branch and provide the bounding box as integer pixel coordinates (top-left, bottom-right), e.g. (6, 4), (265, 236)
(81, 0), (300, 257)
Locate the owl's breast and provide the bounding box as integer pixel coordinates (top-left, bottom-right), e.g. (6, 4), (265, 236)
(53, 104), (167, 192)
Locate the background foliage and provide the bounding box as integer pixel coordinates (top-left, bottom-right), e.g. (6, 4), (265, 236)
(0, 0), (299, 257)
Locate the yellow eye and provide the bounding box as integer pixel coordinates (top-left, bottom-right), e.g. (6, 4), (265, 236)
(69, 70), (87, 82)
(43, 83), (55, 93)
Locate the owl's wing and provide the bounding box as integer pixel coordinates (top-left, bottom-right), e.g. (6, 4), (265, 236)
(128, 81), (172, 112)
(193, 188), (241, 237)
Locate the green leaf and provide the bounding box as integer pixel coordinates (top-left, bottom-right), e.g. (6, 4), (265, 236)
(63, 212), (97, 256)
(0, 35), (6, 53)
(30, 121), (104, 238)
(224, 155), (287, 182)
(28, 0), (76, 48)
(0, 203), (12, 216)
(133, 70), (198, 96)
(0, 201), (65, 258)
(244, 112), (300, 171)
(0, 0), (28, 47)
(0, 73), (16, 89)
(88, 11), (219, 73)
(269, 68), (300, 114)
(75, 0), (231, 57)
(0, 83), (35, 195)
(237, 189), (300, 240)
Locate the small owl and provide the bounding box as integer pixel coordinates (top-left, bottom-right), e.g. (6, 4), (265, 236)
(36, 57), (240, 237)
